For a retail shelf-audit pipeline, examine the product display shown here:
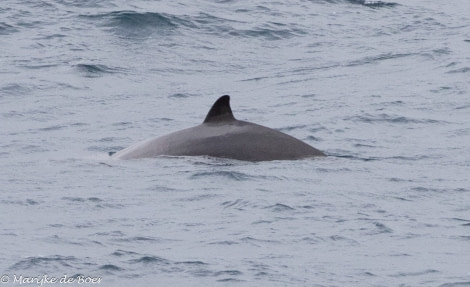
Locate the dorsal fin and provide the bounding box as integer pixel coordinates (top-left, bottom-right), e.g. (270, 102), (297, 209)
(203, 95), (236, 123)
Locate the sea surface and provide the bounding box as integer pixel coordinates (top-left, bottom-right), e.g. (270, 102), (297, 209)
(1, 0), (469, 286)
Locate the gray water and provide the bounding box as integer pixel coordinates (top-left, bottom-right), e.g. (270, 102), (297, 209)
(1, 0), (469, 286)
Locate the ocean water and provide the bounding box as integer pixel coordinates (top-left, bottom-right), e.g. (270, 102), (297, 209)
(1, 0), (469, 286)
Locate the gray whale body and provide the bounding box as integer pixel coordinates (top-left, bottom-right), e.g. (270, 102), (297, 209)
(113, 95), (325, 161)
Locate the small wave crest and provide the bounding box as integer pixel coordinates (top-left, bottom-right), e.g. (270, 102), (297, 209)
(0, 22), (18, 35)
(9, 255), (78, 271)
(75, 64), (125, 77)
(323, 0), (399, 8)
(83, 11), (193, 39)
(345, 113), (442, 125)
(228, 24), (307, 41)
(190, 170), (254, 181)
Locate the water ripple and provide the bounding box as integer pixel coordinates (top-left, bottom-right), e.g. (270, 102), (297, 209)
(0, 22), (18, 35)
(190, 170), (253, 181)
(76, 64), (127, 77)
(9, 256), (79, 271)
(345, 113), (442, 125)
(321, 0), (399, 8)
(98, 264), (125, 272)
(439, 282), (470, 287)
(83, 11), (194, 39)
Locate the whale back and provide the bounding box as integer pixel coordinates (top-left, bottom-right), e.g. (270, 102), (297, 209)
(113, 95), (325, 161)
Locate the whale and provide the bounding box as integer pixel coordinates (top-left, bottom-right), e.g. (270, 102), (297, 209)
(112, 95), (325, 161)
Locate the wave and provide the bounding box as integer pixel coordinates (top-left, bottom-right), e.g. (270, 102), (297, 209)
(190, 170), (254, 181)
(345, 113), (442, 125)
(83, 10), (308, 41)
(0, 22), (18, 35)
(98, 264), (125, 272)
(320, 0), (399, 8)
(75, 64), (127, 77)
(9, 255), (78, 271)
(346, 53), (415, 67)
(228, 24), (307, 41)
(82, 11), (193, 39)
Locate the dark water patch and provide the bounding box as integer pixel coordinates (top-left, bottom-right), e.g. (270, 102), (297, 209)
(410, 186), (448, 194)
(252, 220), (272, 225)
(111, 249), (139, 257)
(321, 0), (398, 8)
(390, 269), (439, 277)
(1, 199), (40, 206)
(439, 282), (470, 287)
(278, 124), (307, 132)
(447, 67), (470, 74)
(38, 124), (67, 132)
(353, 143), (377, 148)
(241, 237), (281, 246)
(90, 144), (124, 153)
(179, 193), (219, 203)
(112, 121), (133, 128)
(389, 177), (413, 183)
(229, 24), (307, 41)
(299, 236), (323, 244)
(191, 12), (239, 35)
(452, 236), (470, 241)
(215, 270), (243, 277)
(209, 240), (239, 245)
(328, 235), (359, 245)
(114, 236), (167, 244)
(175, 260), (208, 266)
(88, 197), (103, 202)
(265, 203), (295, 212)
(128, 255), (171, 265)
(168, 93), (195, 98)
(347, 53), (413, 67)
(217, 277), (244, 282)
(1, 83), (33, 96)
(390, 253), (412, 257)
(0, 22), (18, 35)
(345, 113), (441, 125)
(346, 0), (399, 8)
(222, 199), (251, 210)
(45, 235), (87, 246)
(76, 64), (124, 78)
(369, 222), (393, 234)
(57, 0), (111, 8)
(94, 231), (125, 239)
(149, 184), (180, 193)
(329, 153), (380, 162)
(83, 11), (193, 39)
(191, 170), (253, 181)
(455, 104), (470, 111)
(147, 117), (173, 123)
(62, 196), (102, 203)
(447, 218), (470, 227)
(430, 86), (453, 94)
(1, 111), (25, 119)
(74, 221), (96, 229)
(9, 255), (78, 271)
(99, 264), (125, 272)
(193, 12), (306, 40)
(22, 63), (59, 70)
